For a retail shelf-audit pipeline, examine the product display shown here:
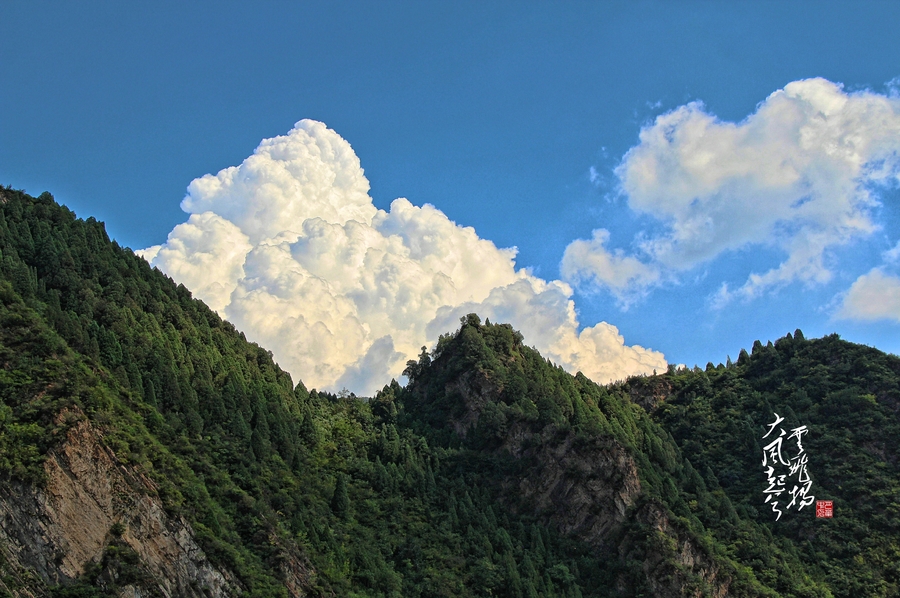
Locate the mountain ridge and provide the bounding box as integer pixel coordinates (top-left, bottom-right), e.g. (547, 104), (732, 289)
(1, 186), (899, 597)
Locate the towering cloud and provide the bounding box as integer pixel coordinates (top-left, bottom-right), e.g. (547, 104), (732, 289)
(564, 78), (900, 304)
(140, 120), (665, 393)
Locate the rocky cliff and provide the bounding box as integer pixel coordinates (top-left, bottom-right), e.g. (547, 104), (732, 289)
(0, 410), (241, 598)
(420, 360), (731, 598)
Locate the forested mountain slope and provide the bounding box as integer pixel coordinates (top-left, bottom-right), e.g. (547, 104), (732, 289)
(634, 333), (900, 596)
(0, 187), (898, 597)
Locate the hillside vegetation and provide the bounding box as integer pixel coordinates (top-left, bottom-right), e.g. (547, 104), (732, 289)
(0, 187), (898, 597)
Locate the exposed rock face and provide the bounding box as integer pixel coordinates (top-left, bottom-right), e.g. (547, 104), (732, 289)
(626, 377), (673, 412)
(503, 426), (642, 546)
(441, 368), (730, 598)
(634, 502), (730, 598)
(0, 413), (241, 597)
(444, 371), (501, 438)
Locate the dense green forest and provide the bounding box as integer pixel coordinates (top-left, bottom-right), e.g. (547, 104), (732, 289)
(640, 333), (900, 596)
(0, 187), (899, 597)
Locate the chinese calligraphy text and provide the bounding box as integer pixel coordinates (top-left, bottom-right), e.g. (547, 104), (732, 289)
(762, 412), (815, 521)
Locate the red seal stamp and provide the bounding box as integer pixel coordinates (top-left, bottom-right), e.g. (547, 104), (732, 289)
(816, 500), (833, 518)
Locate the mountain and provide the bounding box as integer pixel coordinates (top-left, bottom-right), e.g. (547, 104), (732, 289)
(638, 333), (900, 596)
(0, 186), (899, 597)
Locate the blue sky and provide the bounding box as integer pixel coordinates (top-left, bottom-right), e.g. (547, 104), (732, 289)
(3, 2), (900, 393)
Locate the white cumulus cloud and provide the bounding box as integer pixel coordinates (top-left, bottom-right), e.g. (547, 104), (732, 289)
(836, 268), (900, 322)
(561, 229), (661, 304)
(139, 120), (666, 394)
(566, 77), (900, 303)
(140, 212), (251, 313)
